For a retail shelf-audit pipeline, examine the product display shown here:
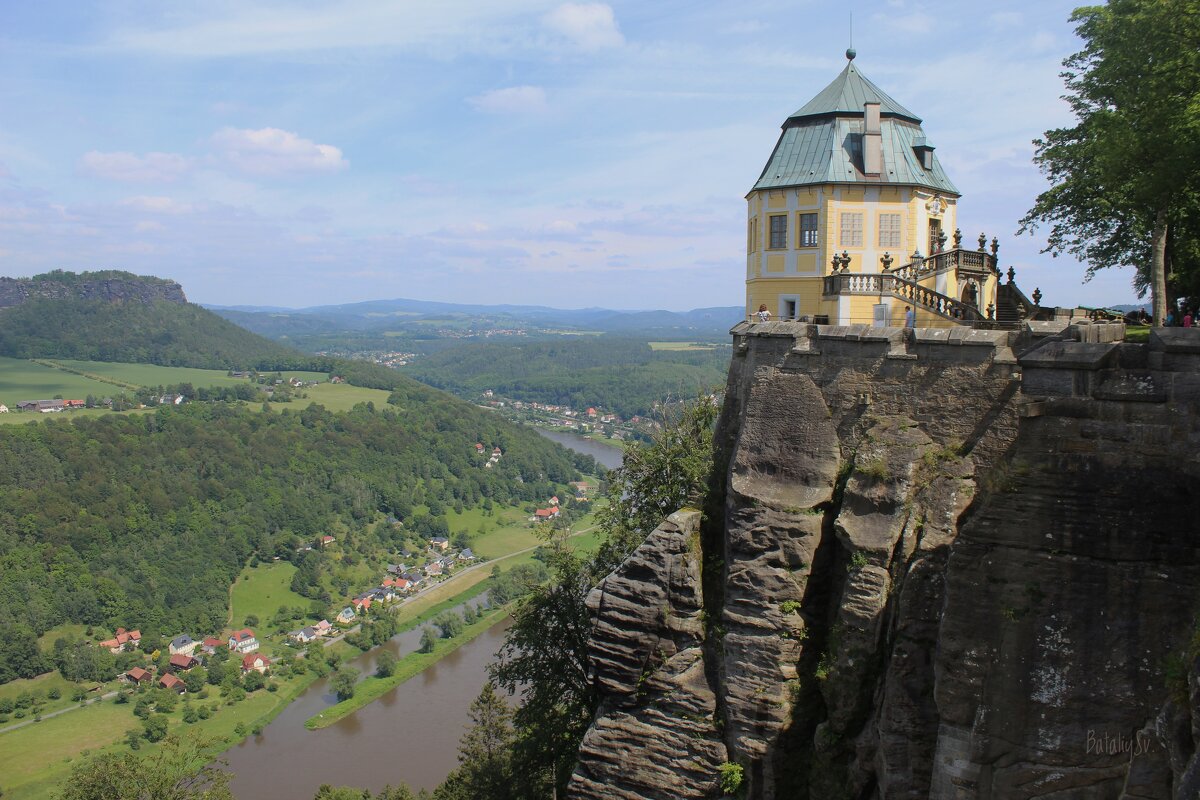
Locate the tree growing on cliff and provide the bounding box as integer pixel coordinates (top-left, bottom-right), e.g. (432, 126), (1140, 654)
(593, 394), (719, 575)
(490, 394), (720, 798)
(1019, 0), (1200, 322)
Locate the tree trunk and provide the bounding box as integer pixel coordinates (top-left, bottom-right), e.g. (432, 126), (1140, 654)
(1151, 208), (1169, 326)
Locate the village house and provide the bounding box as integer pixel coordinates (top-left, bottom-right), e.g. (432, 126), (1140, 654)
(0, 405), (7, 413)
(200, 637), (223, 655)
(382, 576), (412, 593)
(424, 561), (444, 578)
(459, 548), (475, 562)
(318, 534), (336, 547)
(98, 627), (141, 653)
(241, 653), (271, 674)
(290, 627), (319, 644)
(124, 667), (152, 685)
(430, 537), (450, 551)
(168, 653), (198, 672)
(228, 629), (259, 654)
(158, 673), (186, 694)
(548, 496), (560, 506)
(352, 595), (373, 613)
(314, 620), (333, 636)
(336, 607), (356, 624)
(168, 634), (198, 657)
(533, 507), (560, 521)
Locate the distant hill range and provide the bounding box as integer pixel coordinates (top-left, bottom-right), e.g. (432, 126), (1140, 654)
(209, 297), (746, 340)
(0, 270), (311, 370)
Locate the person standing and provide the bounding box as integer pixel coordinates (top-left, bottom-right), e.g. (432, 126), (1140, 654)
(756, 303), (771, 322)
(904, 306), (915, 328)
(1185, 310), (1194, 328)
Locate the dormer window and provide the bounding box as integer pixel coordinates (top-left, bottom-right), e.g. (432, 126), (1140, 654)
(912, 137), (935, 171)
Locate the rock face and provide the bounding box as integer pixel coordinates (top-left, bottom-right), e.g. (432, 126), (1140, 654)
(0, 271), (187, 308)
(569, 510), (729, 799)
(568, 322), (1200, 800)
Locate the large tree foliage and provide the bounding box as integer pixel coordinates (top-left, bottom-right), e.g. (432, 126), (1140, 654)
(435, 682), (517, 800)
(1020, 0), (1200, 321)
(58, 736), (233, 800)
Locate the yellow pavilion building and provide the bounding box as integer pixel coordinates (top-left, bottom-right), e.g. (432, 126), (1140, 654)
(746, 51), (1008, 327)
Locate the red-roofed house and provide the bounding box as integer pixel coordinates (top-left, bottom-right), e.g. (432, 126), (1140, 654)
(200, 637), (223, 655)
(241, 653), (271, 674)
(586, 408), (597, 417)
(158, 673), (186, 693)
(228, 629), (259, 654)
(125, 667), (152, 685)
(548, 496), (560, 506)
(475, 443), (484, 453)
(318, 535), (336, 547)
(352, 596), (372, 613)
(168, 653), (198, 672)
(533, 507), (560, 520)
(383, 577), (412, 592)
(98, 628), (142, 654)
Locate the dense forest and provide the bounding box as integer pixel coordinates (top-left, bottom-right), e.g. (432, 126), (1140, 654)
(0, 298), (312, 369)
(0, 384), (593, 682)
(401, 338), (730, 418)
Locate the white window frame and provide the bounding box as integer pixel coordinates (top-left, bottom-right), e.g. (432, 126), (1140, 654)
(878, 213), (901, 248)
(840, 212), (863, 247)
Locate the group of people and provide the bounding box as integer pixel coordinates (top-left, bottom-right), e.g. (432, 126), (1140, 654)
(1165, 307), (1196, 328)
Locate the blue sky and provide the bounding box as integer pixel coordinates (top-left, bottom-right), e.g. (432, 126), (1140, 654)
(0, 1), (1141, 310)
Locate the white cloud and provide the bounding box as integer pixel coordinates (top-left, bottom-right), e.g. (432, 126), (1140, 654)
(120, 196), (195, 215)
(469, 85), (548, 114)
(79, 151), (190, 183)
(209, 127), (348, 176)
(543, 3), (623, 50)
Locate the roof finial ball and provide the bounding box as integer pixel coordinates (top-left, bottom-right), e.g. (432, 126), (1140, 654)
(845, 47), (856, 61)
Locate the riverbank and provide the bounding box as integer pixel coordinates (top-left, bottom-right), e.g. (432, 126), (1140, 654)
(305, 603), (512, 730)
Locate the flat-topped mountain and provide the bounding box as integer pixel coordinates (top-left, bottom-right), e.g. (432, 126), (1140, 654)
(0, 269), (186, 308)
(0, 270), (307, 369)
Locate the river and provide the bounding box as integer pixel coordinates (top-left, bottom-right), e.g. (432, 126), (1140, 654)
(224, 605), (510, 796)
(222, 430), (618, 797)
(533, 427), (624, 470)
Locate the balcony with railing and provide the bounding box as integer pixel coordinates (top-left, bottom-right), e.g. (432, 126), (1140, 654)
(822, 271), (986, 322)
(883, 229), (1000, 283)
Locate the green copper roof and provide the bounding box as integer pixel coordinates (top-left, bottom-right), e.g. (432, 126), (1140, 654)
(789, 61), (921, 123)
(751, 59), (959, 196)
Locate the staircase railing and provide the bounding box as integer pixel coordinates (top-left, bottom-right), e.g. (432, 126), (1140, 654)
(885, 246), (998, 282)
(822, 272), (985, 322)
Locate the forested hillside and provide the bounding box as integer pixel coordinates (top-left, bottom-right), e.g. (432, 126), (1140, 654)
(401, 338), (730, 417)
(0, 384), (593, 682)
(0, 297), (312, 369)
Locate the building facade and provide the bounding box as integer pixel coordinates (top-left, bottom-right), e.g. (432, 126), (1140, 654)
(746, 51), (1003, 327)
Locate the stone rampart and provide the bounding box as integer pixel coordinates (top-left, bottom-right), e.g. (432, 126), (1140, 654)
(568, 320), (1200, 800)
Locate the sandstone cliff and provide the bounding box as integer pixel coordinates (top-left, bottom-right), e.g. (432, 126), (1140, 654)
(0, 270), (187, 308)
(569, 321), (1200, 800)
